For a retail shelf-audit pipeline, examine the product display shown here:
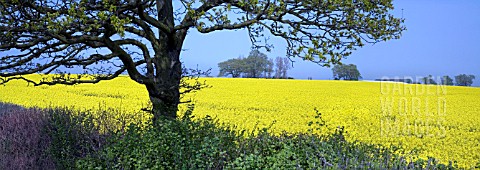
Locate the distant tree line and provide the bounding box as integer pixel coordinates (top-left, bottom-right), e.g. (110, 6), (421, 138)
(331, 64), (476, 86)
(376, 74), (475, 86)
(453, 74), (475, 86)
(218, 50), (291, 79)
(420, 74), (476, 86)
(420, 75), (437, 85)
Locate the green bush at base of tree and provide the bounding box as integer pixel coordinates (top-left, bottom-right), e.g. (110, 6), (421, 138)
(77, 106), (460, 169)
(0, 102), (467, 169)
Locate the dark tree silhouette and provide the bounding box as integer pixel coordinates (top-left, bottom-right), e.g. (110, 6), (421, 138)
(441, 76), (454, 85)
(421, 75), (437, 85)
(332, 64), (361, 81)
(218, 58), (245, 78)
(243, 50), (270, 78)
(455, 74), (475, 86)
(218, 50), (272, 78)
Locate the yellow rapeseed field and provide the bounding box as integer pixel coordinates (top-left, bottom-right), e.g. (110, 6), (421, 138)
(1, 74), (479, 167)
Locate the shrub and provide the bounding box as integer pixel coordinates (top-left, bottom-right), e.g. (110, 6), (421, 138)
(43, 108), (111, 169)
(0, 102), (26, 116)
(77, 105), (240, 169)
(1, 103), (460, 169)
(0, 103), (125, 169)
(0, 105), (54, 169)
(77, 106), (458, 169)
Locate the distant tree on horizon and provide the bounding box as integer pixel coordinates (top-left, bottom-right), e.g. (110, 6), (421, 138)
(455, 74), (475, 86)
(274, 57), (291, 79)
(441, 76), (454, 85)
(218, 50), (273, 78)
(421, 75), (437, 85)
(218, 58), (245, 78)
(266, 58), (274, 78)
(332, 64), (362, 81)
(243, 50), (271, 78)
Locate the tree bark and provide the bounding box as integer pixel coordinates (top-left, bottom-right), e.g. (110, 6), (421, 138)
(146, 0), (183, 121)
(146, 51), (182, 121)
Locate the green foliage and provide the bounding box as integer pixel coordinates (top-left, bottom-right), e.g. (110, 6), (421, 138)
(455, 74), (476, 86)
(77, 105), (240, 169)
(441, 75), (454, 85)
(218, 50), (274, 78)
(76, 106), (459, 169)
(1, 0), (405, 121)
(233, 0), (405, 65)
(243, 50), (272, 78)
(218, 58), (246, 78)
(421, 75), (437, 85)
(43, 108), (111, 169)
(332, 64), (362, 80)
(0, 102), (464, 169)
(0, 104), (125, 169)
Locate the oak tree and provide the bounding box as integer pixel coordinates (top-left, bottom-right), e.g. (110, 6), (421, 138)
(332, 64), (361, 80)
(218, 50), (273, 78)
(218, 57), (245, 78)
(243, 50), (270, 78)
(0, 0), (404, 120)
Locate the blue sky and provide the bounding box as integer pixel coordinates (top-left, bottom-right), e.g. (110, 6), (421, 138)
(180, 0), (480, 86)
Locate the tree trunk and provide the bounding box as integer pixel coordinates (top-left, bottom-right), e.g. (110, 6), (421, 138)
(146, 51), (182, 121)
(147, 81), (180, 121)
(144, 0), (183, 122)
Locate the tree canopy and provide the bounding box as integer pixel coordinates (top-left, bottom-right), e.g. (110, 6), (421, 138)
(441, 75), (453, 86)
(218, 58), (245, 78)
(0, 0), (405, 119)
(332, 64), (361, 81)
(274, 56), (291, 79)
(218, 50), (277, 78)
(242, 50), (271, 78)
(421, 75), (437, 85)
(455, 74), (475, 86)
